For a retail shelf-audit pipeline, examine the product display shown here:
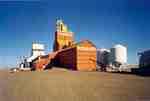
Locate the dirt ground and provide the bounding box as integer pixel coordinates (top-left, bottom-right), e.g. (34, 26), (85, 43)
(0, 68), (150, 101)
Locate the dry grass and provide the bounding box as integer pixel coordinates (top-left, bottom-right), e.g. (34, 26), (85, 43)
(1, 68), (150, 101)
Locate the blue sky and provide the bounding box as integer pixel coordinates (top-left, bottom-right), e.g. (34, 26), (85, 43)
(0, 0), (149, 67)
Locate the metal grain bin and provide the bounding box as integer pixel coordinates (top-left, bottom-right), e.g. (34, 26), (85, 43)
(139, 49), (150, 68)
(97, 48), (110, 71)
(110, 44), (127, 67)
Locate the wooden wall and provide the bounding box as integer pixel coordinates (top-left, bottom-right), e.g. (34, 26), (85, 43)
(57, 47), (77, 70)
(76, 47), (96, 71)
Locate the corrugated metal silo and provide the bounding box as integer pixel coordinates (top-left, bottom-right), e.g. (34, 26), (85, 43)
(97, 48), (110, 66)
(110, 44), (127, 67)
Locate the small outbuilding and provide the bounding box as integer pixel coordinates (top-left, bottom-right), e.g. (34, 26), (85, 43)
(32, 52), (57, 70)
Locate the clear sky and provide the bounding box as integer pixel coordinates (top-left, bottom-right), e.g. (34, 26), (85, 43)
(0, 0), (149, 67)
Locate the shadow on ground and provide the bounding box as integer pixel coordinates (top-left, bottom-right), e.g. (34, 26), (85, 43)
(110, 67), (150, 77)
